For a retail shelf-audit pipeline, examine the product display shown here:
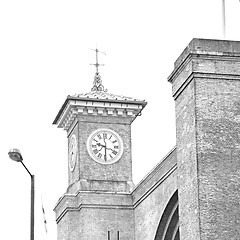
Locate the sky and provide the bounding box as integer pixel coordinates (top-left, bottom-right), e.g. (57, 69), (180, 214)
(1, 0), (240, 239)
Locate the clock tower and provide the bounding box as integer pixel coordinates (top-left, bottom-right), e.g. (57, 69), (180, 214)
(53, 53), (147, 240)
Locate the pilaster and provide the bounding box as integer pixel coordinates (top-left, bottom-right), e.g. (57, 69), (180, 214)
(168, 38), (240, 240)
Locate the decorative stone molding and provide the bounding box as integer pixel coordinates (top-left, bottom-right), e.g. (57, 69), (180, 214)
(53, 92), (147, 131)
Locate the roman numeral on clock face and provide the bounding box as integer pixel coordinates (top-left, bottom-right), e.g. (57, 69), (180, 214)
(103, 133), (107, 139)
(112, 150), (117, 155)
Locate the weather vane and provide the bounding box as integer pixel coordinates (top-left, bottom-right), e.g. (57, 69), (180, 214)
(90, 47), (107, 92)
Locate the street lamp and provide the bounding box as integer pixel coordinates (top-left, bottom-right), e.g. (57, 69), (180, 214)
(8, 148), (35, 240)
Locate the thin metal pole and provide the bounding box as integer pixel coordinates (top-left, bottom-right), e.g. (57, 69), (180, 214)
(96, 48), (99, 73)
(21, 161), (32, 177)
(21, 161), (34, 240)
(31, 175), (35, 240)
(222, 0), (226, 38)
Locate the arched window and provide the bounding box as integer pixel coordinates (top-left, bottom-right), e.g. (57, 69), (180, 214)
(154, 191), (179, 240)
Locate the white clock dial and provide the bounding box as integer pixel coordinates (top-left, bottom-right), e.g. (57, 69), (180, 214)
(87, 129), (123, 164)
(69, 134), (77, 171)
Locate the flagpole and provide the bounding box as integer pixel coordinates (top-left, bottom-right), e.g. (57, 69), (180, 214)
(41, 196), (48, 235)
(222, 0), (226, 38)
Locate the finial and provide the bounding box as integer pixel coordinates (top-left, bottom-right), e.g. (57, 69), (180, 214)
(90, 48), (107, 92)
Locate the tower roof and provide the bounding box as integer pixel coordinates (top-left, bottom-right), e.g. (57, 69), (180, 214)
(53, 90), (147, 130)
(53, 48), (147, 130)
(71, 90), (145, 103)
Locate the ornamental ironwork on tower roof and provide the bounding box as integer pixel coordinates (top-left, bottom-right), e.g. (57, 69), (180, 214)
(70, 91), (146, 103)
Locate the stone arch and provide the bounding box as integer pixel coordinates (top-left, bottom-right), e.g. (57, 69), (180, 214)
(154, 190), (179, 240)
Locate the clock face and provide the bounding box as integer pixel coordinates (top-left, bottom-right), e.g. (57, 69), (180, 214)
(68, 134), (77, 171)
(87, 129), (123, 164)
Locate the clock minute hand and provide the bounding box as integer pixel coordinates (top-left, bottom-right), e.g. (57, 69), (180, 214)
(103, 138), (107, 161)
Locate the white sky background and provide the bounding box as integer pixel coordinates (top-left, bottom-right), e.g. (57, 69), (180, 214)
(1, 0), (240, 239)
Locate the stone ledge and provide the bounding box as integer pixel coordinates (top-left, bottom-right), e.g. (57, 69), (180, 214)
(168, 39), (240, 87)
(174, 38), (240, 70)
(53, 97), (147, 131)
(54, 191), (133, 223)
(67, 179), (135, 194)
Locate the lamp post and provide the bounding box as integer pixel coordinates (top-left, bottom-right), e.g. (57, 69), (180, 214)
(8, 148), (34, 240)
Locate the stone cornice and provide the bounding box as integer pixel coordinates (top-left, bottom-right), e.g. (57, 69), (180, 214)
(168, 53), (240, 85)
(171, 71), (240, 100)
(168, 39), (240, 92)
(53, 96), (147, 131)
(54, 191), (133, 223)
(173, 38), (240, 71)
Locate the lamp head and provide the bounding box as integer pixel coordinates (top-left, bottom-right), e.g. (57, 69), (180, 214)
(8, 148), (23, 162)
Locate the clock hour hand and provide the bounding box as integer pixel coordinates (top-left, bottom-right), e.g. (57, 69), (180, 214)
(97, 142), (106, 148)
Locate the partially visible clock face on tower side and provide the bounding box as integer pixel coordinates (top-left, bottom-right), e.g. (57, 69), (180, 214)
(87, 128), (123, 164)
(68, 134), (77, 172)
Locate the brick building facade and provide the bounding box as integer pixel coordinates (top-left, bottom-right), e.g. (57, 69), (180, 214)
(53, 38), (240, 240)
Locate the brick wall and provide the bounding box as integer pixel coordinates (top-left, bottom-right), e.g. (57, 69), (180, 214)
(169, 38), (240, 240)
